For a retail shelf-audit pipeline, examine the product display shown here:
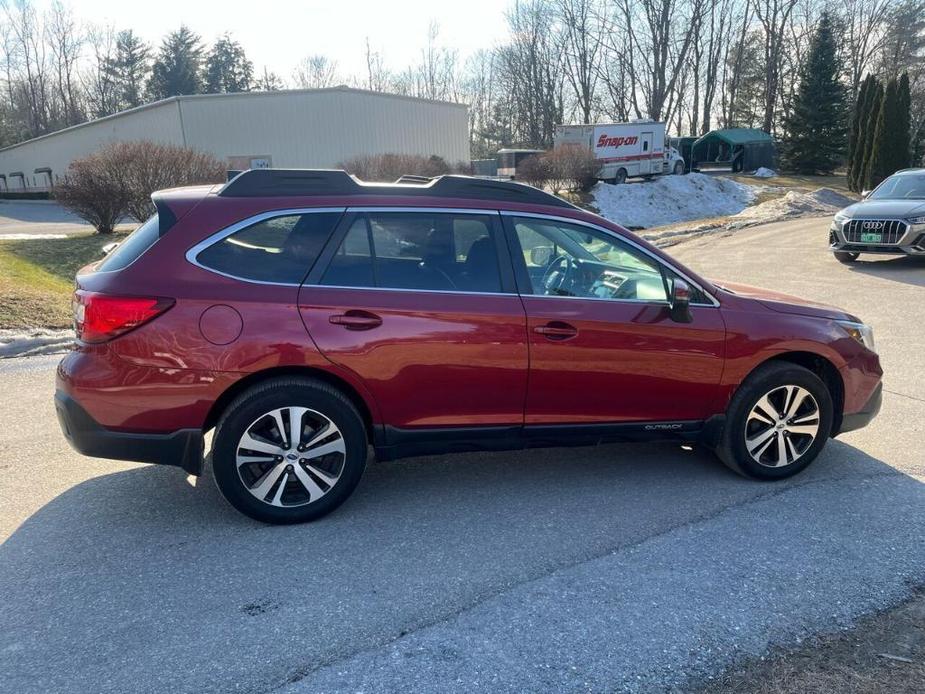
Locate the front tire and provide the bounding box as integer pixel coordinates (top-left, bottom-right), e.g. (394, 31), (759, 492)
(834, 250), (860, 264)
(673, 161), (684, 175)
(212, 378), (368, 523)
(614, 168), (628, 184)
(716, 362), (833, 480)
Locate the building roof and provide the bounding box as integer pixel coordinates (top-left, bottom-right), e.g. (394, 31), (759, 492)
(694, 128), (774, 146)
(0, 86), (467, 154)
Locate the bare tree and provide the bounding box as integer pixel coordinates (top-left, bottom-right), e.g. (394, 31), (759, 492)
(838, 0), (890, 98)
(46, 0), (82, 125)
(556, 0), (604, 122)
(293, 54), (339, 89)
(754, 0), (798, 133)
(364, 37), (389, 92)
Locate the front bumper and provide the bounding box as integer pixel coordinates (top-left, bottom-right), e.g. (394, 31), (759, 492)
(55, 391), (204, 475)
(836, 381), (882, 435)
(829, 220), (925, 256)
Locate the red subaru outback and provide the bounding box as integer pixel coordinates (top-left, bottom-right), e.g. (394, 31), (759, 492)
(55, 170), (882, 523)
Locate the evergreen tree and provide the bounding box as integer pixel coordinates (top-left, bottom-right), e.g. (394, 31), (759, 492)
(866, 79), (904, 188)
(857, 81), (883, 192)
(780, 12), (848, 174)
(147, 27), (204, 100)
(253, 67), (285, 91)
(204, 35), (254, 93)
(897, 72), (912, 170)
(104, 30), (151, 110)
(847, 75), (874, 192)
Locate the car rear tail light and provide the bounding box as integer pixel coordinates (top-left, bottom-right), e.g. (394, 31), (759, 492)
(73, 290), (174, 343)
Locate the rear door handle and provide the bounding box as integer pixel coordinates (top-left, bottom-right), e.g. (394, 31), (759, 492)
(329, 310), (382, 330)
(533, 321), (578, 340)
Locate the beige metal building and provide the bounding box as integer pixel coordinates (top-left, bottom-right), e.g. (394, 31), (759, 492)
(0, 87), (469, 191)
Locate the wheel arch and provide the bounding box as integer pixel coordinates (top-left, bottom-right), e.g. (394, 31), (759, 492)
(203, 366), (380, 443)
(740, 351), (845, 434)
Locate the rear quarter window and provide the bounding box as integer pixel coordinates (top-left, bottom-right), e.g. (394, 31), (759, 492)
(195, 211), (341, 284)
(97, 215), (160, 272)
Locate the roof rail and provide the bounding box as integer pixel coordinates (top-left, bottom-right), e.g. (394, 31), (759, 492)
(218, 168), (574, 208)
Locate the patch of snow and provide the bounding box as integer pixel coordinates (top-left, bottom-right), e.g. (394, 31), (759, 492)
(0, 328), (72, 359)
(0, 233), (67, 240)
(591, 173), (755, 229)
(752, 167), (776, 178)
(730, 187), (853, 227)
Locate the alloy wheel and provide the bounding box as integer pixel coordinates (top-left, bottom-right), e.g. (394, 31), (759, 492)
(235, 406), (345, 507)
(744, 385), (820, 468)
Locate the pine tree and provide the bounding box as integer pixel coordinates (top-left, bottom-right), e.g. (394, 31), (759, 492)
(866, 79), (903, 189)
(897, 72), (912, 170)
(780, 12), (848, 174)
(847, 75), (874, 192)
(104, 30), (150, 110)
(204, 35), (254, 94)
(147, 27), (204, 100)
(857, 81), (883, 192)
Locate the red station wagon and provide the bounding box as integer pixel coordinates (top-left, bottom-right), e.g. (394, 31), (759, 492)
(55, 170), (882, 523)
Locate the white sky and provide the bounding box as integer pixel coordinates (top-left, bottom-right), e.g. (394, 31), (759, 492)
(53, 0), (511, 81)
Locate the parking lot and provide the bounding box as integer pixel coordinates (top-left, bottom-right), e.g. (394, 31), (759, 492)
(1, 216), (923, 693)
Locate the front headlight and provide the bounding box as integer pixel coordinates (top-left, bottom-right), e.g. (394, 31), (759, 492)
(836, 320), (876, 352)
(833, 211), (850, 223)
(906, 215), (925, 225)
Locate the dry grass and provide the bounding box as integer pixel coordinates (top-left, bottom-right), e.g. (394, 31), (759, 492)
(0, 232), (128, 329)
(705, 590), (925, 693)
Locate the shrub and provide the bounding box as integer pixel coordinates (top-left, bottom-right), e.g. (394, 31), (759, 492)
(515, 154), (552, 189)
(339, 153), (454, 182)
(54, 148), (132, 234)
(55, 141), (226, 232)
(545, 145), (601, 193)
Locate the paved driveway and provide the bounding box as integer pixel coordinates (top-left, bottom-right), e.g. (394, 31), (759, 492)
(0, 200), (91, 238)
(0, 217), (922, 693)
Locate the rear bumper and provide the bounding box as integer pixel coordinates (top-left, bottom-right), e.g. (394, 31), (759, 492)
(55, 391), (204, 475)
(836, 381), (882, 435)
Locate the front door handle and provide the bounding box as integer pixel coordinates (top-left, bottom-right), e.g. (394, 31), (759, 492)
(534, 321), (578, 341)
(329, 310), (382, 330)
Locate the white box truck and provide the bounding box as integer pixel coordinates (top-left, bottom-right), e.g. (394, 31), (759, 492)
(554, 121), (685, 184)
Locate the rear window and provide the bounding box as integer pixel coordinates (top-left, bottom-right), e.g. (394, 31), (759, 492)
(195, 212), (341, 284)
(97, 215), (160, 272)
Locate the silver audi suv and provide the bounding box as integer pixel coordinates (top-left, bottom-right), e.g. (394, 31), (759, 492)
(829, 169), (925, 263)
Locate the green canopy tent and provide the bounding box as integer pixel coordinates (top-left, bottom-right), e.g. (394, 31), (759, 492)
(690, 128), (776, 173)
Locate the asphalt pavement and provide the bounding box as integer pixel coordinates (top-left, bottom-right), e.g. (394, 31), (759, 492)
(1, 216), (923, 693)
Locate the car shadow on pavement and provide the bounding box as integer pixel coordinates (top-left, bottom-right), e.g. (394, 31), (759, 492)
(846, 255), (925, 288)
(1, 440), (923, 693)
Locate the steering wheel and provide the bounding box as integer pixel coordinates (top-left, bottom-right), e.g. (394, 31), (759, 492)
(418, 260), (457, 289)
(540, 255), (576, 295)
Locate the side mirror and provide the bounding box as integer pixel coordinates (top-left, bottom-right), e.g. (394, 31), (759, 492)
(861, 190), (871, 199)
(668, 279), (693, 323)
(530, 245), (554, 266)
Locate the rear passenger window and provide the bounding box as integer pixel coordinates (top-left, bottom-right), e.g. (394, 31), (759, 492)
(320, 213), (502, 293)
(196, 212), (341, 283)
(98, 214), (160, 272)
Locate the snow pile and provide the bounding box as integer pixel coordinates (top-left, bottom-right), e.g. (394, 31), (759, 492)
(729, 187), (853, 227)
(591, 173), (755, 229)
(0, 328), (72, 359)
(752, 167), (776, 178)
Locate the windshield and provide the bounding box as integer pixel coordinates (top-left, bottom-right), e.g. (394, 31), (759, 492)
(869, 173), (925, 200)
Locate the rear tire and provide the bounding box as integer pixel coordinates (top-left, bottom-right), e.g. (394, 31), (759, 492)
(614, 168), (628, 184)
(212, 377), (368, 523)
(716, 362), (833, 480)
(834, 250), (860, 264)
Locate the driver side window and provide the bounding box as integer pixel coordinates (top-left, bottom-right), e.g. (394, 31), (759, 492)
(511, 217), (669, 302)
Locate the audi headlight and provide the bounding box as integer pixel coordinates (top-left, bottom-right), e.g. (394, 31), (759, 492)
(836, 320), (876, 352)
(833, 211), (850, 223)
(906, 215), (925, 225)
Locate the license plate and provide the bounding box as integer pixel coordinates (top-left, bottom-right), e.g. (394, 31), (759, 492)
(860, 232), (882, 243)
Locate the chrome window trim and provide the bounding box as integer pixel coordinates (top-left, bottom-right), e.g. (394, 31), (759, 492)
(185, 207), (348, 287)
(500, 210), (720, 307)
(303, 284), (515, 298)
